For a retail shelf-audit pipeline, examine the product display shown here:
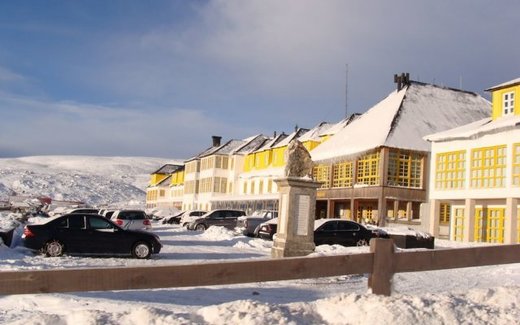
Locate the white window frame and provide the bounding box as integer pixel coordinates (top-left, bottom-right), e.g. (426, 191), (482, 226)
(503, 91), (515, 115)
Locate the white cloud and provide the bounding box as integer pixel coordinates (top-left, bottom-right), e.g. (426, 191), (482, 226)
(0, 66), (26, 83)
(0, 94), (247, 158)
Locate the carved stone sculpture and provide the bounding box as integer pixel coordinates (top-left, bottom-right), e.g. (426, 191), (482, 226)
(284, 139), (314, 178)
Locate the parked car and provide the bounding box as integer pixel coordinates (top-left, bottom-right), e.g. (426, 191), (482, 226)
(178, 210), (208, 227)
(22, 213), (162, 259)
(68, 208), (100, 215)
(110, 210), (152, 230)
(163, 210), (205, 225)
(187, 209), (246, 231)
(257, 217), (278, 240)
(236, 210), (278, 236)
(102, 209), (116, 219)
(314, 219), (383, 246)
(161, 210), (185, 224)
(258, 218), (387, 246)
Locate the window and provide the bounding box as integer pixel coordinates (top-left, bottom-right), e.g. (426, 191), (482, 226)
(68, 216), (85, 229)
(487, 208), (505, 243)
(212, 177), (227, 193)
(387, 150), (423, 188)
(453, 208), (465, 241)
(435, 151), (466, 189)
(185, 161), (199, 174)
(474, 208), (484, 242)
(470, 146), (506, 188)
(513, 144), (520, 186)
(320, 221), (337, 232)
(503, 91), (515, 115)
(357, 152), (380, 185)
(332, 162), (353, 188)
(439, 203), (451, 224)
(89, 217), (113, 230)
(338, 221), (360, 231)
(313, 164), (331, 188)
(56, 218), (68, 228)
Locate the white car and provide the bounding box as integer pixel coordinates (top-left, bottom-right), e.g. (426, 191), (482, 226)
(179, 210), (207, 227)
(110, 210), (152, 231)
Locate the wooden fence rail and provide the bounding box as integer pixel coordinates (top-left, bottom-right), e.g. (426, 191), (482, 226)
(1, 239), (520, 296)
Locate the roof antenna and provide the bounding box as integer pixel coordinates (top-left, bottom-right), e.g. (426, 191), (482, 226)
(345, 63), (349, 117)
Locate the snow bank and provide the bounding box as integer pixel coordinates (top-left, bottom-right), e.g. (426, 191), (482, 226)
(200, 226), (237, 241)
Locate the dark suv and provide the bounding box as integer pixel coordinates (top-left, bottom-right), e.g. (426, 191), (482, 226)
(188, 209), (246, 231)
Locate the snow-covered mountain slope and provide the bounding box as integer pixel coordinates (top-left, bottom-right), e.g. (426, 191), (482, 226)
(0, 156), (180, 206)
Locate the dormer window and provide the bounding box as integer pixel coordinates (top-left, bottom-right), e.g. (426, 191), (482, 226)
(503, 92), (515, 115)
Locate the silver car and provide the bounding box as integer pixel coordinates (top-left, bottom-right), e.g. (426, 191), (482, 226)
(236, 210), (278, 237)
(110, 209), (152, 231)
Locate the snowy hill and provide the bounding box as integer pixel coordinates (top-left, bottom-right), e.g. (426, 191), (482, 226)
(0, 156), (181, 206)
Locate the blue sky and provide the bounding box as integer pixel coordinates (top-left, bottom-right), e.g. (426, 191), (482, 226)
(0, 1), (518, 159)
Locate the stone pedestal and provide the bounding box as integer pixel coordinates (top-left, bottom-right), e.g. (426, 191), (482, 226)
(271, 177), (322, 258)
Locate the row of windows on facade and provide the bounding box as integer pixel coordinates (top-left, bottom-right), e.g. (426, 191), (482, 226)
(313, 150), (424, 189)
(440, 203), (520, 244)
(184, 151), (286, 174)
(183, 178), (277, 195)
(149, 149), (427, 200)
(435, 144), (520, 190)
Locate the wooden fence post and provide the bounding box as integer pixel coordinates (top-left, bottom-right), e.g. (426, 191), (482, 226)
(368, 238), (395, 296)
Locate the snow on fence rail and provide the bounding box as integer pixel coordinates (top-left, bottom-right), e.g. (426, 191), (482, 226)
(1, 239), (520, 296)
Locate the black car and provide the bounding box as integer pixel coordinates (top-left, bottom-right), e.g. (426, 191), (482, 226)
(258, 218), (385, 246)
(22, 213), (162, 259)
(188, 209), (246, 231)
(314, 219), (380, 246)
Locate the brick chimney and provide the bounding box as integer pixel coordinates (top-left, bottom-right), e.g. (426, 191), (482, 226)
(212, 136), (222, 147)
(394, 72), (410, 91)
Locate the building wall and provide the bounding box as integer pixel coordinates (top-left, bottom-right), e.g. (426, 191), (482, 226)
(491, 84), (519, 120)
(429, 129), (520, 243)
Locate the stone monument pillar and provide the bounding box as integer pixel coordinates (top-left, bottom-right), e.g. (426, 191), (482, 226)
(271, 139), (321, 258)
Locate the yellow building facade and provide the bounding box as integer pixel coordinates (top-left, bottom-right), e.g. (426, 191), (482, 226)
(427, 78), (520, 243)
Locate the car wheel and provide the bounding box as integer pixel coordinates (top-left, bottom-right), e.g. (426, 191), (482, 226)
(356, 239), (369, 246)
(195, 224), (206, 231)
(132, 241), (152, 259)
(45, 239), (64, 257)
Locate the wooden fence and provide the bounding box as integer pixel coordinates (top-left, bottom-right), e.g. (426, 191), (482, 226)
(1, 239), (520, 296)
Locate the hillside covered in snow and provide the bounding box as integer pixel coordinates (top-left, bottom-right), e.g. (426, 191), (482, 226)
(0, 156), (178, 206)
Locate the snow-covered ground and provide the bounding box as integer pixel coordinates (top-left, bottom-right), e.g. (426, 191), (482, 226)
(1, 222), (519, 324)
(0, 156), (519, 324)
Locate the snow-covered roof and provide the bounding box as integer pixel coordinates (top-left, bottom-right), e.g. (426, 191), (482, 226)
(256, 133), (288, 151)
(233, 134), (270, 155)
(152, 163), (183, 174)
(485, 78), (520, 92)
(274, 128), (309, 148)
(425, 115), (520, 142)
(320, 114), (361, 137)
(298, 122), (333, 142)
(311, 81), (491, 163)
